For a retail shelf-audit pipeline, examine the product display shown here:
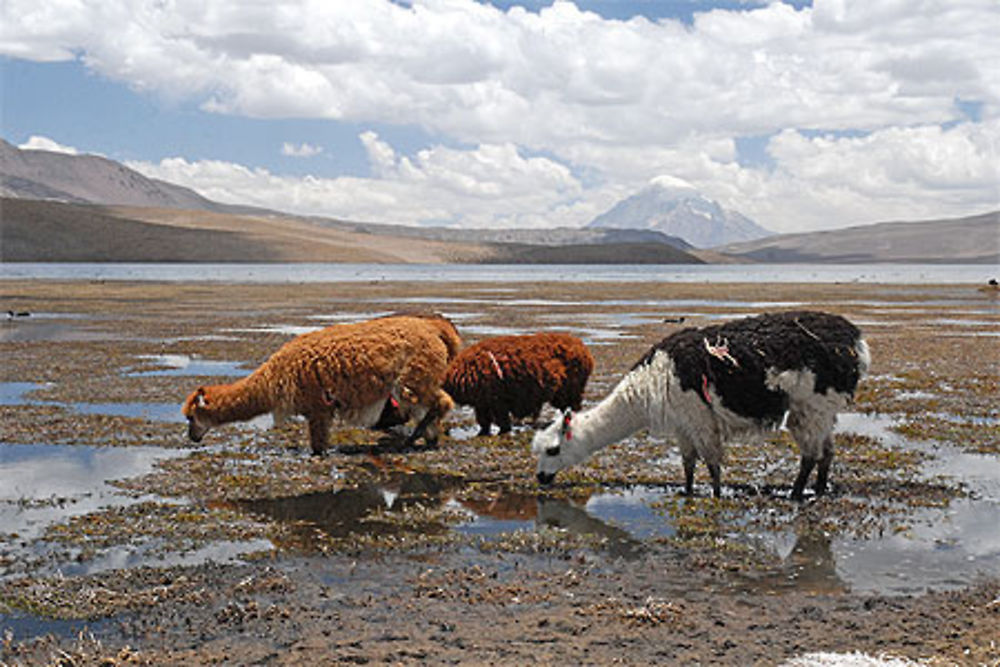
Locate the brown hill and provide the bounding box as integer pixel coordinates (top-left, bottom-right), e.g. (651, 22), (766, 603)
(0, 199), (706, 264)
(0, 199), (491, 263)
(0, 139), (230, 212)
(485, 241), (702, 264)
(717, 211), (999, 264)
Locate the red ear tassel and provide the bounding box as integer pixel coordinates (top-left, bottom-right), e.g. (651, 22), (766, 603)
(561, 412), (573, 440)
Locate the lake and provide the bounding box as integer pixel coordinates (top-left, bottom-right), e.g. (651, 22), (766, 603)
(0, 262), (994, 284)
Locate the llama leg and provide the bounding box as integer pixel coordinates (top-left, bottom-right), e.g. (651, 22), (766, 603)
(406, 409), (436, 446)
(307, 413), (331, 456)
(791, 456), (816, 501)
(787, 405), (835, 501)
(474, 406), (493, 437)
(406, 390), (452, 447)
(496, 410), (513, 435)
(814, 435), (835, 496)
(700, 432), (724, 498)
(682, 454), (697, 496)
(423, 420), (441, 446)
(706, 462), (722, 498)
(678, 437), (698, 496)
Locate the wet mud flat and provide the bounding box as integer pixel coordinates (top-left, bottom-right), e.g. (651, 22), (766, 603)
(1, 279), (998, 665)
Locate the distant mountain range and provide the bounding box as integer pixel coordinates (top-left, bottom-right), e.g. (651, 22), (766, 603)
(0, 138), (693, 253)
(1, 138), (996, 264)
(587, 176), (772, 248)
(718, 210), (999, 264)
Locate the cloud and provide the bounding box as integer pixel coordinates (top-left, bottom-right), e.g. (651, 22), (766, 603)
(130, 119), (998, 234)
(281, 142), (323, 158)
(18, 135), (80, 155)
(5, 1), (995, 140)
(4, 0), (998, 231)
(128, 132), (594, 228)
(709, 120), (1000, 232)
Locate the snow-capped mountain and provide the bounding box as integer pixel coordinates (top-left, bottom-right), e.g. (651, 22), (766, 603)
(587, 176), (772, 248)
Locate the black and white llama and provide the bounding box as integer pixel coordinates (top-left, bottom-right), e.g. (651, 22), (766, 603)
(532, 311), (870, 500)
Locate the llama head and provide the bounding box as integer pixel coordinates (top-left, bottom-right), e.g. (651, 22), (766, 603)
(182, 386), (215, 442)
(532, 410), (580, 485)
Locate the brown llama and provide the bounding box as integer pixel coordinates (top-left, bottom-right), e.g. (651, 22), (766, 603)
(182, 313), (461, 454)
(443, 332), (594, 436)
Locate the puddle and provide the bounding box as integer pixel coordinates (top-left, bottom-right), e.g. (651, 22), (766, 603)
(362, 296), (496, 305)
(0, 613), (109, 644)
(2, 380), (186, 424)
(228, 324), (322, 336)
(0, 443), (271, 582)
(70, 402), (187, 423)
(1, 313), (113, 343)
(832, 499), (1000, 595)
(459, 324), (532, 338)
(305, 311), (393, 323)
(56, 538), (273, 578)
(0, 382), (48, 406)
(233, 410), (1000, 595)
(539, 312), (656, 345)
(806, 412), (1000, 594)
(0, 444), (184, 544)
(238, 470), (654, 559)
(127, 354), (245, 377)
(238, 471), (464, 548)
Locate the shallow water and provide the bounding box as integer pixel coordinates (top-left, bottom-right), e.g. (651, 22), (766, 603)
(2, 263), (992, 284)
(1, 379), (189, 425)
(0, 382), (47, 406)
(221, 411), (1000, 596)
(0, 313), (110, 343)
(127, 354), (245, 378)
(2, 320), (996, 597)
(0, 443), (271, 582)
(0, 444), (183, 544)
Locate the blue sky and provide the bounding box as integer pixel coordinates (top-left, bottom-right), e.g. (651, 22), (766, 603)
(1, 0), (997, 233)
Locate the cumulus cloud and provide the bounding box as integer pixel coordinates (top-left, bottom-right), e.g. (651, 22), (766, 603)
(3, 0), (999, 231)
(18, 135), (80, 154)
(129, 132), (593, 228)
(281, 142), (323, 158)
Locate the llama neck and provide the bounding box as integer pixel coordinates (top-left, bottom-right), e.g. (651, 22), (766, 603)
(207, 373), (275, 424)
(567, 375), (650, 461)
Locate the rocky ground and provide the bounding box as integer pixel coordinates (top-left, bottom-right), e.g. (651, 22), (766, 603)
(1, 279), (998, 665)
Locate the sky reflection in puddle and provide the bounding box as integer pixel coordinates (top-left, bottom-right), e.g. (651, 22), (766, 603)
(0, 382), (48, 405)
(0, 313), (113, 343)
(0, 443), (271, 582)
(70, 402), (187, 423)
(2, 398), (996, 597)
(0, 444), (182, 543)
(1, 380), (186, 424)
(233, 410), (1000, 596)
(127, 354), (245, 377)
